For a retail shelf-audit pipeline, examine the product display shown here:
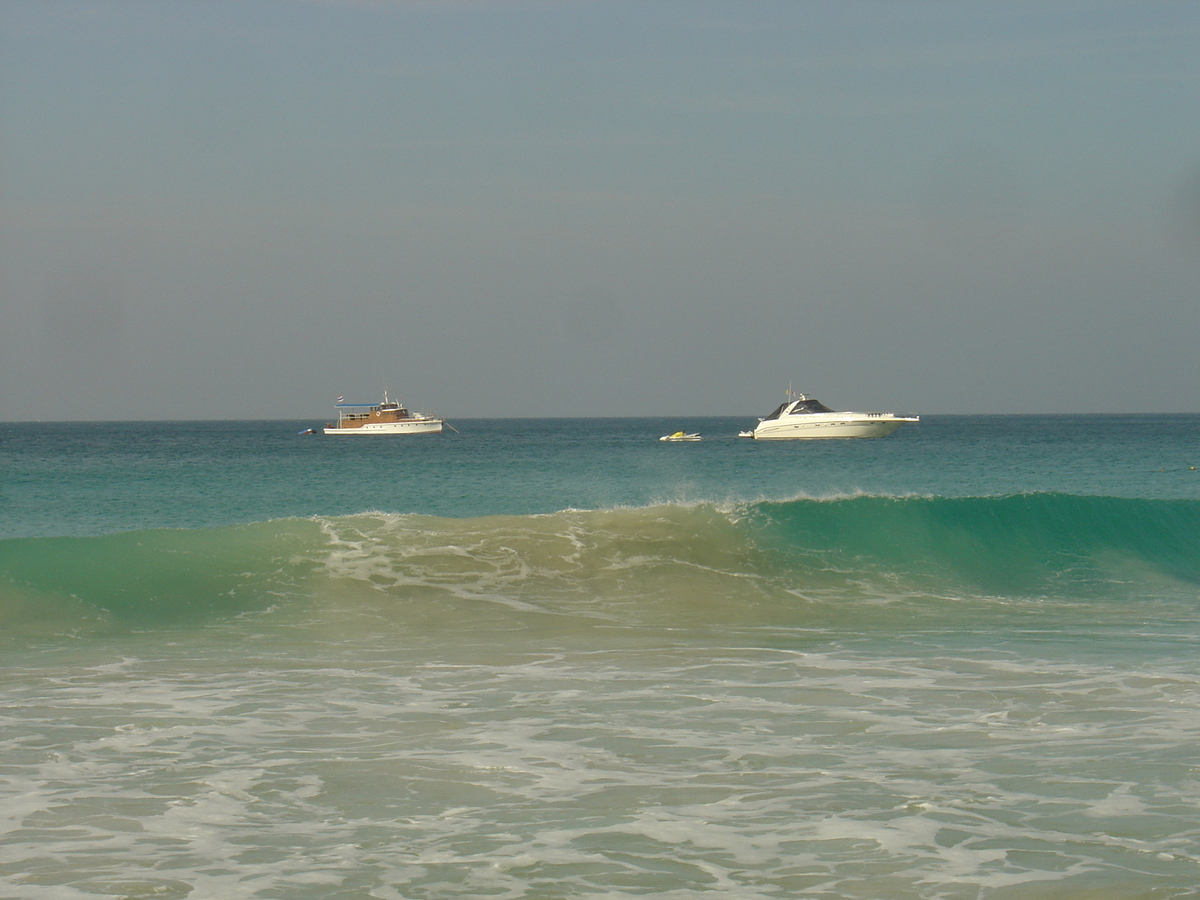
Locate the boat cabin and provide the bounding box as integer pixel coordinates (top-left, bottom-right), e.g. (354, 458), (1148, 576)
(763, 396), (835, 420)
(334, 399), (417, 426)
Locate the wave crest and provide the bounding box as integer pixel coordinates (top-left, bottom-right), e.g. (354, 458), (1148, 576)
(3, 494), (1197, 637)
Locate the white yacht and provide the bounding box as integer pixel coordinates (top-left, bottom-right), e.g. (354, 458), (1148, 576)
(742, 393), (917, 440)
(323, 393), (444, 435)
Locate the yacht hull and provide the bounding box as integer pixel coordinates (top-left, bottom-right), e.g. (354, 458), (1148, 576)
(752, 416), (912, 439)
(323, 420), (443, 435)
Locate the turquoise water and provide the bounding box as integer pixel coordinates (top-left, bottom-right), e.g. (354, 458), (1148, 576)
(2, 416), (1200, 898)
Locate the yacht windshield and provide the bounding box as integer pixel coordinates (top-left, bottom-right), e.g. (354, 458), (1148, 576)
(790, 398), (834, 414)
(762, 402), (789, 421)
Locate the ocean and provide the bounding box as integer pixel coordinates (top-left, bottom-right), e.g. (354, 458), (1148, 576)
(2, 415), (1199, 899)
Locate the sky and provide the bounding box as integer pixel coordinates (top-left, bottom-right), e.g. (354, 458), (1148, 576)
(1, 0), (1198, 420)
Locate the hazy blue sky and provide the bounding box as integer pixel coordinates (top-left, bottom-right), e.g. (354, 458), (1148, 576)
(2, 0), (1198, 419)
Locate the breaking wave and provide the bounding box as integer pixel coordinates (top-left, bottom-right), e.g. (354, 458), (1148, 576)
(3, 493), (1198, 637)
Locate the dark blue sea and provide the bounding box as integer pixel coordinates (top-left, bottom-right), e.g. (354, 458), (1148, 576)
(2, 415), (1199, 898)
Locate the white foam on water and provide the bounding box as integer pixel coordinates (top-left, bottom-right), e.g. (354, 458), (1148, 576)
(4, 623), (1200, 899)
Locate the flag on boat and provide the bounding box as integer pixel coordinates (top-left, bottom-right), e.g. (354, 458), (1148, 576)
(337, 395), (344, 403)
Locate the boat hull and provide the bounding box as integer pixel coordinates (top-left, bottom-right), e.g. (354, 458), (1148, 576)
(323, 420), (443, 435)
(751, 416), (914, 439)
